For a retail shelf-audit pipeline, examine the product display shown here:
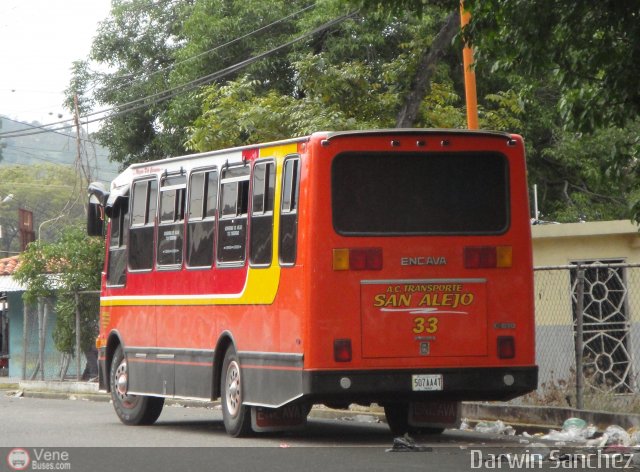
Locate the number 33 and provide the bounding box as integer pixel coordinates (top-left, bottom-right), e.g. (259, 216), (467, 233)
(413, 316), (438, 334)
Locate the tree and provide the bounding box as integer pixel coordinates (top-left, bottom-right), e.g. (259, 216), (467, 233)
(456, 1), (640, 222)
(13, 227), (105, 375)
(186, 2), (472, 151)
(531, 122), (640, 222)
(70, 0), (638, 222)
(464, 0), (640, 133)
(66, 0), (193, 167)
(67, 0), (317, 166)
(70, 0), (470, 161)
(395, 10), (459, 127)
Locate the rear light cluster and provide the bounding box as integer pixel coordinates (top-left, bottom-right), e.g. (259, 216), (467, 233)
(497, 336), (515, 359)
(333, 248), (382, 271)
(464, 246), (512, 268)
(333, 339), (352, 362)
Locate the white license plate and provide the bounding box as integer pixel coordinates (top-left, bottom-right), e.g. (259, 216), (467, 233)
(411, 374), (443, 391)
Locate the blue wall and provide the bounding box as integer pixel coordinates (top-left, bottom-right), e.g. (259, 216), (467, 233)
(7, 293), (79, 379)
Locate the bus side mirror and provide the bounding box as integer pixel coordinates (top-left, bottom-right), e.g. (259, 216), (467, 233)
(88, 202), (105, 237)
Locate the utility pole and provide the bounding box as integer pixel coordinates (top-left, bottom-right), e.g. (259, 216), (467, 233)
(74, 94), (92, 184)
(460, 1), (479, 129)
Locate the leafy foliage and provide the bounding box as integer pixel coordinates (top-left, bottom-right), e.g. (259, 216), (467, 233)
(465, 0), (640, 133)
(187, 4), (462, 151)
(539, 122), (640, 222)
(65, 0), (192, 167)
(69, 0), (640, 223)
(13, 227), (105, 355)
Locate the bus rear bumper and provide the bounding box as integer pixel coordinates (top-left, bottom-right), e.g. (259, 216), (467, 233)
(302, 366), (538, 404)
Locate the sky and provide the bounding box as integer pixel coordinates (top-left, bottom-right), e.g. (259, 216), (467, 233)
(0, 0), (112, 125)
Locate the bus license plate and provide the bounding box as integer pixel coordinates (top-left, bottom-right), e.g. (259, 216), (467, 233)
(412, 374), (443, 391)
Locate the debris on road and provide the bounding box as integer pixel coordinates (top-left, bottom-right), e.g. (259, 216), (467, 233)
(340, 414), (380, 423)
(603, 425), (631, 447)
(386, 434), (432, 452)
(473, 420), (516, 436)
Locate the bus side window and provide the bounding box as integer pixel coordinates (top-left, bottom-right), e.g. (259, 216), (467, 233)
(217, 166), (250, 265)
(129, 178), (157, 271)
(157, 175), (186, 267)
(279, 156), (300, 266)
(107, 199), (129, 287)
(250, 160), (275, 266)
(187, 169), (218, 268)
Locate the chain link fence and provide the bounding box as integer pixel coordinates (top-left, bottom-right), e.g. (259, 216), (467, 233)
(13, 265), (640, 415)
(522, 263), (640, 413)
(21, 291), (100, 381)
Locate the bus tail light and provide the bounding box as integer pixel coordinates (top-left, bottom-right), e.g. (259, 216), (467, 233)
(497, 336), (515, 359)
(464, 246), (512, 268)
(333, 248), (382, 271)
(334, 339), (352, 362)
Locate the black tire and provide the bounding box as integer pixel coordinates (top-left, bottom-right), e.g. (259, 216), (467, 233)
(384, 403), (411, 435)
(110, 346), (164, 425)
(384, 403), (445, 436)
(221, 346), (252, 437)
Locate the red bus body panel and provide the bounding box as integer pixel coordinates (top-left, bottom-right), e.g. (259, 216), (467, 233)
(96, 130), (536, 409)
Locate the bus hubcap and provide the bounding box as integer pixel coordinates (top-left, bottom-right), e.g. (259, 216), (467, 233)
(116, 362), (128, 396)
(115, 361), (136, 407)
(225, 360), (241, 417)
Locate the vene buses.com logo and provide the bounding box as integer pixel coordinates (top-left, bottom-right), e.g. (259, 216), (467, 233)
(6, 448), (30, 471)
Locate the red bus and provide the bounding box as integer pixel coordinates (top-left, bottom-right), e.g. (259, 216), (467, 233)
(88, 129), (537, 437)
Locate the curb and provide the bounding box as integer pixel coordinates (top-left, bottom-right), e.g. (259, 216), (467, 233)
(4, 380), (635, 432)
(461, 402), (640, 432)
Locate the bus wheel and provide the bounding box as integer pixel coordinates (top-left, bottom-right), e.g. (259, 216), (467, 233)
(110, 346), (164, 425)
(221, 347), (252, 437)
(384, 403), (410, 435)
(383, 403), (445, 436)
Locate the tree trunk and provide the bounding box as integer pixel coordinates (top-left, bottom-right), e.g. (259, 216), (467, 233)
(59, 353), (70, 381)
(396, 10), (460, 128)
(38, 299), (45, 380)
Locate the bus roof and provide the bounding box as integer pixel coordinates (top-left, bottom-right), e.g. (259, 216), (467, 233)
(104, 129), (519, 197)
(124, 128), (515, 171)
(320, 128), (514, 141)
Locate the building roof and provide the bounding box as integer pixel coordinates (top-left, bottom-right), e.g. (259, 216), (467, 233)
(0, 256), (25, 292)
(0, 276), (25, 293)
(532, 219), (640, 239)
(0, 256), (20, 275)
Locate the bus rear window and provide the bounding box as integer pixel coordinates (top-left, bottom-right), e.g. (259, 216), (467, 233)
(332, 151), (509, 235)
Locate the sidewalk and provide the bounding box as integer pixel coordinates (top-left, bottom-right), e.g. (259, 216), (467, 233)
(2, 377), (638, 433)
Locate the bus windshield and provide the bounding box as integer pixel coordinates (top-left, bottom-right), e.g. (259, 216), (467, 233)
(331, 151), (509, 235)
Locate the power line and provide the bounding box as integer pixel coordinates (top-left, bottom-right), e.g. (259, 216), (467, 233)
(6, 144), (111, 159)
(4, 142), (117, 177)
(80, 13), (355, 125)
(0, 11), (355, 140)
(93, 3), (317, 89)
(0, 183), (75, 189)
(1, 4), (317, 138)
(0, 116), (101, 146)
(1, 117), (119, 179)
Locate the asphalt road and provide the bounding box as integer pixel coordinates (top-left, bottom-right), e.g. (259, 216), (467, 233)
(0, 394), (597, 472)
